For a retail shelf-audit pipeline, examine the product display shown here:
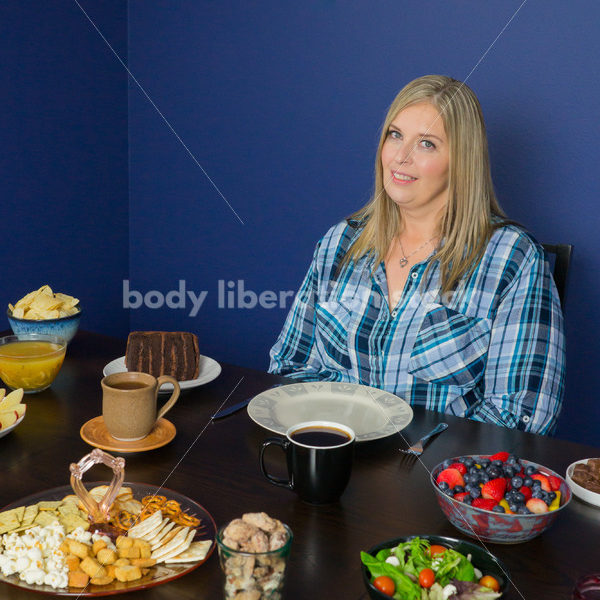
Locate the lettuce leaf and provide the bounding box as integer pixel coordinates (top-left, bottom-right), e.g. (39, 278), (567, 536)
(360, 551), (422, 600)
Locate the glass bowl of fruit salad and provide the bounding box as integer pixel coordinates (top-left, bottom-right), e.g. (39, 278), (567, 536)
(430, 452), (572, 544)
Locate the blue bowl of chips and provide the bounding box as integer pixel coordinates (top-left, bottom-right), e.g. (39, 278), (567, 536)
(8, 307), (81, 343)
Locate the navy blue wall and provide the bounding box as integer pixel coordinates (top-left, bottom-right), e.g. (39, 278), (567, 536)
(3, 2), (598, 445)
(128, 1), (600, 445)
(1, 1), (128, 336)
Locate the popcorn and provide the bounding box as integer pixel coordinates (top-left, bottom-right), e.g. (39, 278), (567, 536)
(0, 522), (68, 588)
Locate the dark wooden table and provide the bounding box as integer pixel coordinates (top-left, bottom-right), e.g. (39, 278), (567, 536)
(1, 331), (598, 599)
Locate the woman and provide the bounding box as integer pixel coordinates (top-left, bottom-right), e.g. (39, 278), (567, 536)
(268, 75), (565, 435)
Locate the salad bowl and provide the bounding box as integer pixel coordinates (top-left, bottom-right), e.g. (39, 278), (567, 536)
(362, 534), (509, 599)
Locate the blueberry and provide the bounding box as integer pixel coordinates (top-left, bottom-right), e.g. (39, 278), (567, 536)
(508, 503), (519, 513)
(479, 472), (490, 483)
(457, 457), (467, 464)
(532, 479), (542, 488)
(523, 476), (533, 487)
(469, 465), (480, 475)
(442, 459), (453, 469)
(512, 492), (525, 504)
(462, 496), (473, 505)
(492, 505), (505, 513)
(469, 487), (481, 499)
(486, 466), (501, 478)
(546, 491), (556, 503)
(532, 488), (544, 499)
(438, 481), (450, 492)
(479, 458), (491, 469)
(463, 457), (475, 468)
(453, 485), (465, 494)
(506, 454), (519, 465)
(525, 465), (537, 476)
(517, 505), (531, 514)
(492, 459), (504, 469)
(503, 465), (516, 478)
(510, 476), (523, 489)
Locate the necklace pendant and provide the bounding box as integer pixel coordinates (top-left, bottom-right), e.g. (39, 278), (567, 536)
(399, 257), (408, 268)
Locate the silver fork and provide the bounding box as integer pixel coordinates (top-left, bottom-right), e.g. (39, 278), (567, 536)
(399, 422), (448, 457)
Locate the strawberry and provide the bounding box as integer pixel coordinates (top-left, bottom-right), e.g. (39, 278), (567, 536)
(436, 468), (465, 489)
(449, 462), (467, 475)
(526, 498), (549, 514)
(519, 486), (532, 501)
(454, 492), (470, 502)
(531, 474), (551, 492)
(489, 451), (510, 462)
(481, 478), (506, 502)
(548, 475), (562, 491)
(472, 498), (497, 511)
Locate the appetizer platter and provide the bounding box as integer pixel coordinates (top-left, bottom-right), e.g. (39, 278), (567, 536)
(0, 450), (215, 596)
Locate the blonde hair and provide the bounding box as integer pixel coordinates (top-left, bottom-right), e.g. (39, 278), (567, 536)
(344, 75), (505, 295)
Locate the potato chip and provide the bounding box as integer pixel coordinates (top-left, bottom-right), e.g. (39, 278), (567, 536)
(9, 285), (79, 320)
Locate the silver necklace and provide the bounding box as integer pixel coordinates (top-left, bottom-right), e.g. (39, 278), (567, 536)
(398, 236), (435, 268)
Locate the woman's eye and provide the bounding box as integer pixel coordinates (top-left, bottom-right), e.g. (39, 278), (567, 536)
(388, 130), (402, 140)
(420, 139), (435, 149)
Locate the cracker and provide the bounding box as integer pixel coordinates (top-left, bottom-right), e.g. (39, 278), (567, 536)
(58, 502), (80, 516)
(165, 540), (212, 563)
(151, 527), (192, 562)
(61, 513), (89, 533)
(22, 504), (39, 526)
(37, 500), (62, 511)
(128, 510), (163, 538)
(33, 511), (59, 528)
(146, 520), (174, 545)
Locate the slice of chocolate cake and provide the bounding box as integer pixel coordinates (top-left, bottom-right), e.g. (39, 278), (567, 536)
(125, 331), (200, 380)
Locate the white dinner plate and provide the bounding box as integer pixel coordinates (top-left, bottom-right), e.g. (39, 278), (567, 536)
(247, 382), (413, 442)
(103, 355), (221, 392)
(0, 413), (25, 439)
(566, 459), (600, 508)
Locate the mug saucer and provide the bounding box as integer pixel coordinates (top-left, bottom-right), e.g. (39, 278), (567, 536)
(80, 416), (176, 453)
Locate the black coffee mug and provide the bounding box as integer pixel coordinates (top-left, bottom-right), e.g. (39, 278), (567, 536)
(260, 421), (355, 504)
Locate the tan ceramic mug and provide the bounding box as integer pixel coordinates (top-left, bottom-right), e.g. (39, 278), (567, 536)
(101, 372), (180, 441)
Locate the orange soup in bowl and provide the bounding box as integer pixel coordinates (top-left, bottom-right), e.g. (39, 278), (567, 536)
(0, 336), (66, 393)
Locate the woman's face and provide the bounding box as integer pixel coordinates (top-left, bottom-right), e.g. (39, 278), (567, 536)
(381, 101), (450, 217)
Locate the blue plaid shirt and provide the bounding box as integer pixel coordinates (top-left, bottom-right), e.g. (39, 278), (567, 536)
(269, 220), (565, 435)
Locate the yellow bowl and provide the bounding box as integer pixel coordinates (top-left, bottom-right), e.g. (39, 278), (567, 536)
(0, 334), (67, 393)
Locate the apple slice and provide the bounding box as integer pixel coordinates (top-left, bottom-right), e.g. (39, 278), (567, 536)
(0, 403), (26, 420)
(0, 411), (19, 429)
(0, 388), (24, 411)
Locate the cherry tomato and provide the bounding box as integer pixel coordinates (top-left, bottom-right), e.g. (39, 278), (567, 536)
(419, 568), (435, 588)
(373, 576), (395, 596)
(428, 544), (447, 558)
(479, 575), (500, 592)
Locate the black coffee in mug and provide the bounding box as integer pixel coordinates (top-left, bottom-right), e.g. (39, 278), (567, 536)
(260, 421), (355, 505)
(290, 425), (351, 447)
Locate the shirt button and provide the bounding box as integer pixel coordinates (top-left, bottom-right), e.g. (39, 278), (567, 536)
(411, 272), (418, 279)
(522, 415), (531, 423)
(391, 310), (397, 317)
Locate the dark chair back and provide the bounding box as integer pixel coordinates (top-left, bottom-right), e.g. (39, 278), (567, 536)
(542, 243), (573, 310)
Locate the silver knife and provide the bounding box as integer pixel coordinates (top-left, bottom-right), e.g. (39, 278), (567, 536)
(211, 384), (282, 420)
